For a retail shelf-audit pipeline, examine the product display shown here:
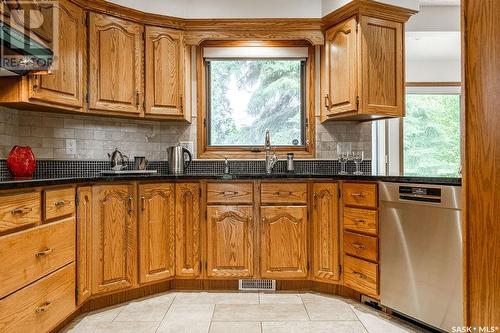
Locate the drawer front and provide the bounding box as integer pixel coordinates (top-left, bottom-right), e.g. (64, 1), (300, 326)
(207, 183), (253, 204)
(261, 183), (308, 204)
(343, 207), (378, 235)
(0, 191), (41, 234)
(0, 218), (75, 298)
(0, 263), (76, 333)
(44, 187), (75, 220)
(343, 183), (377, 208)
(343, 231), (378, 262)
(343, 255), (378, 298)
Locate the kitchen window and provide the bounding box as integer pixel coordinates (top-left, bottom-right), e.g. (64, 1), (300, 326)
(197, 41), (315, 159)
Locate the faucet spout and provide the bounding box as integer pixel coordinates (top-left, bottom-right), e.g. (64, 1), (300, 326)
(264, 128), (277, 174)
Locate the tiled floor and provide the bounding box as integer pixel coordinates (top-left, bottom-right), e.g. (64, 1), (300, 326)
(61, 292), (430, 333)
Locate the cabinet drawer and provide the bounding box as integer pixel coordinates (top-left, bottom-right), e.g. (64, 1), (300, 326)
(0, 191), (41, 234)
(261, 183), (307, 204)
(343, 183), (377, 208)
(343, 255), (378, 298)
(0, 218), (75, 298)
(0, 263), (76, 333)
(343, 207), (378, 235)
(207, 183), (253, 204)
(343, 231), (378, 262)
(44, 187), (75, 220)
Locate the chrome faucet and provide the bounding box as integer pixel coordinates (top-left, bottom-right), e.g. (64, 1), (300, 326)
(264, 128), (278, 174)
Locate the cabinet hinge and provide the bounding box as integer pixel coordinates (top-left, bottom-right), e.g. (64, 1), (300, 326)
(84, 13), (89, 27)
(85, 93), (89, 105)
(75, 193), (79, 207)
(356, 96), (359, 109)
(203, 118), (207, 128)
(75, 287), (79, 299)
(199, 187), (202, 198)
(338, 188), (342, 199)
(339, 264), (342, 275)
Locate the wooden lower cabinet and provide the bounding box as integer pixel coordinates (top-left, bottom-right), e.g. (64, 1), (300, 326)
(312, 182), (340, 282)
(91, 184), (137, 295)
(175, 183), (201, 278)
(261, 206), (308, 279)
(206, 206), (254, 278)
(76, 187), (92, 305)
(138, 183), (175, 284)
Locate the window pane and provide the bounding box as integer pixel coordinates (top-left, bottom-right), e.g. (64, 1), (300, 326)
(208, 59), (303, 146)
(404, 94), (461, 177)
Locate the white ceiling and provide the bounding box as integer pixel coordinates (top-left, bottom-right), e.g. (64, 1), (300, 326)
(419, 0), (460, 5)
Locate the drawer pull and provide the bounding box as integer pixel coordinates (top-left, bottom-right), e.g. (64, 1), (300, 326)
(11, 207), (33, 215)
(353, 271), (368, 280)
(275, 191), (293, 196)
(221, 191), (238, 196)
(350, 192), (366, 198)
(35, 301), (52, 314)
(36, 248), (53, 257)
(351, 242), (366, 249)
(54, 200), (69, 207)
(141, 196), (146, 211)
(128, 196), (133, 215)
(353, 219), (366, 224)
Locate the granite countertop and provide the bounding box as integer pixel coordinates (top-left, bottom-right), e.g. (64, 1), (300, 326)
(0, 172), (462, 190)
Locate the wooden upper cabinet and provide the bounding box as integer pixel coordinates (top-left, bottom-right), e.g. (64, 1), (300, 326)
(321, 15), (404, 121)
(175, 183), (201, 278)
(76, 186), (92, 305)
(89, 13), (143, 115)
(312, 183), (340, 283)
(359, 16), (403, 117)
(91, 184), (137, 295)
(206, 206), (254, 278)
(261, 206), (308, 279)
(138, 183), (175, 284)
(0, 0), (86, 111)
(145, 26), (190, 121)
(322, 18), (358, 119)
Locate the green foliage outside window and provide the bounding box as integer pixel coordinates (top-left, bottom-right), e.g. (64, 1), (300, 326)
(208, 60), (303, 146)
(404, 94), (461, 177)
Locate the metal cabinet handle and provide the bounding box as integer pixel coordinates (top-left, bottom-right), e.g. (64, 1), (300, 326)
(221, 191), (238, 195)
(353, 271), (367, 279)
(54, 200), (68, 207)
(324, 93), (330, 109)
(36, 248), (53, 257)
(351, 242), (366, 249)
(35, 301), (52, 313)
(141, 196), (146, 211)
(353, 218), (366, 224)
(128, 196), (133, 215)
(136, 91), (140, 107)
(180, 95), (183, 111)
(11, 207), (33, 215)
(275, 191), (292, 196)
(350, 192), (366, 198)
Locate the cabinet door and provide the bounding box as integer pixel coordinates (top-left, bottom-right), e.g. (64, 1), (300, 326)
(89, 13), (143, 115)
(76, 186), (92, 305)
(312, 183), (340, 282)
(28, 0), (85, 109)
(323, 17), (358, 117)
(261, 206), (308, 279)
(175, 183), (201, 278)
(92, 185), (137, 294)
(138, 183), (175, 284)
(206, 206), (253, 278)
(145, 26), (186, 118)
(359, 16), (403, 116)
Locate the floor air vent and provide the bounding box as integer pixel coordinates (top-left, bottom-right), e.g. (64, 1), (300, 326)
(239, 279), (276, 291)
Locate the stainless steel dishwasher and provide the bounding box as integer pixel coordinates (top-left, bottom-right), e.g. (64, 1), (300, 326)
(379, 182), (463, 332)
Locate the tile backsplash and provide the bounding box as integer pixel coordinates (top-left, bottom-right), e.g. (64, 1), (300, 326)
(0, 106), (371, 160)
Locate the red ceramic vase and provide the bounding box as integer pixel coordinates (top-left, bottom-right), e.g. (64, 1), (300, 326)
(7, 146), (37, 178)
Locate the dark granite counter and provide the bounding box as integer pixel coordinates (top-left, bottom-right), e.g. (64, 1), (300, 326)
(0, 172), (462, 190)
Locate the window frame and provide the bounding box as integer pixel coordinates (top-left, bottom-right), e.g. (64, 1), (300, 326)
(196, 40), (316, 159)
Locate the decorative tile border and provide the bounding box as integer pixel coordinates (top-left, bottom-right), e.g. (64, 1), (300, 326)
(0, 159), (372, 180)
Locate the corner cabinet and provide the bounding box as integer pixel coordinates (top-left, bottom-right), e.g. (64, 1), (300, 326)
(0, 0), (86, 111)
(260, 206), (308, 279)
(145, 27), (191, 121)
(175, 183), (201, 278)
(138, 183), (175, 284)
(91, 184), (137, 295)
(311, 182), (340, 282)
(88, 13), (144, 116)
(321, 15), (404, 121)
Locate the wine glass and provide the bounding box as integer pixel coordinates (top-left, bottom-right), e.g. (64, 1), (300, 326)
(337, 143), (352, 175)
(352, 151), (364, 175)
